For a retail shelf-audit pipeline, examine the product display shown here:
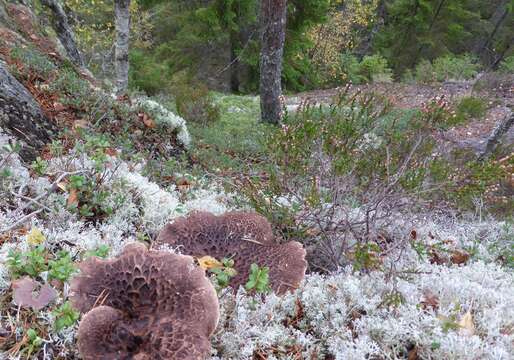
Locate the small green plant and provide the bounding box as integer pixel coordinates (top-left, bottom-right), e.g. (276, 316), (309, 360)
(48, 250), (76, 282)
(49, 140), (65, 157)
(359, 54), (393, 83)
(245, 263), (270, 294)
(52, 301), (80, 331)
(7, 246), (47, 278)
(84, 244), (110, 259)
(51, 69), (96, 110)
(338, 53), (392, 84)
(433, 54), (480, 81)
(23, 328), (43, 358)
(210, 258), (237, 291)
(382, 290), (405, 308)
(416, 54), (480, 83)
(10, 46), (56, 78)
(498, 55), (514, 74)
(415, 59), (436, 84)
(339, 52), (365, 84)
(31, 157), (48, 176)
(353, 243), (381, 271)
(67, 174), (115, 221)
(454, 96), (487, 123)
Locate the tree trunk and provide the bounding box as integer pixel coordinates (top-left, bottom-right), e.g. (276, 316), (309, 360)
(229, 30), (240, 93)
(0, 62), (57, 161)
(41, 0), (85, 68)
(479, 109), (514, 161)
(475, 0), (509, 64)
(114, 0), (130, 96)
(259, 0), (287, 124)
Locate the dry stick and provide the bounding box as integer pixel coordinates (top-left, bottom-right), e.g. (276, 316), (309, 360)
(1, 208), (44, 233)
(1, 170), (86, 233)
(10, 192), (54, 213)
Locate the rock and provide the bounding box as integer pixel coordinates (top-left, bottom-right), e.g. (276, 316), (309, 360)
(0, 61), (57, 161)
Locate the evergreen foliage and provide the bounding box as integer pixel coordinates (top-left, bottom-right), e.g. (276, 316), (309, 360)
(374, 0), (513, 75)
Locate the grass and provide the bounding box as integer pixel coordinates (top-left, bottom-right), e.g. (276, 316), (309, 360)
(453, 96), (487, 124)
(187, 94), (275, 175)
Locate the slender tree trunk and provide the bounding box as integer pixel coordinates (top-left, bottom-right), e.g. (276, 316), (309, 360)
(476, 2), (509, 64)
(229, 30), (240, 93)
(41, 0), (85, 68)
(114, 0), (130, 95)
(259, 0), (287, 124)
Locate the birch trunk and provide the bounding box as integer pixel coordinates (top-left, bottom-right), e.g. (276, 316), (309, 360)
(259, 0), (287, 124)
(114, 0), (130, 95)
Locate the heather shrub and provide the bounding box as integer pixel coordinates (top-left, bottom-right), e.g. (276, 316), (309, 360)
(239, 89), (441, 270)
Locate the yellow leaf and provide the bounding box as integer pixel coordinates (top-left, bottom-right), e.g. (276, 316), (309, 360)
(197, 256), (223, 270)
(27, 228), (45, 246)
(458, 310), (475, 336)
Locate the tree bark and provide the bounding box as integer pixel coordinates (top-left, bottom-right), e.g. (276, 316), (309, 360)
(229, 29), (241, 93)
(114, 0), (130, 95)
(41, 0), (85, 68)
(0, 62), (57, 161)
(259, 0), (287, 124)
(479, 109), (514, 161)
(476, 0), (509, 64)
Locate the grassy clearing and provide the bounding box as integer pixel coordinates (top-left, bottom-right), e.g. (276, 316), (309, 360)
(187, 94), (274, 175)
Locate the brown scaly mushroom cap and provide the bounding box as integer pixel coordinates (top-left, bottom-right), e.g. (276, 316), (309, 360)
(155, 211), (308, 294)
(70, 243), (219, 360)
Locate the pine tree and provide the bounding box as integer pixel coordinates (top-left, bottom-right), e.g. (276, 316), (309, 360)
(259, 0), (287, 124)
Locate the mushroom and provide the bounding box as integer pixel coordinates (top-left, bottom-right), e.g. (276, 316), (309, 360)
(70, 243), (219, 360)
(155, 211), (308, 294)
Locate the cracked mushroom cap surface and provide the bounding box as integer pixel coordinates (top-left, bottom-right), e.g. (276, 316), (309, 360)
(71, 243), (219, 360)
(155, 211), (308, 294)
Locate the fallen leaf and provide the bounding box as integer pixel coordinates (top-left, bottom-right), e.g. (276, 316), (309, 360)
(12, 278), (57, 310)
(458, 310), (475, 336)
(139, 112), (156, 128)
(450, 250), (470, 265)
(408, 346), (419, 360)
(26, 227), (45, 246)
(197, 256), (223, 270)
(67, 188), (79, 207)
(420, 289), (439, 311)
(105, 148), (118, 157)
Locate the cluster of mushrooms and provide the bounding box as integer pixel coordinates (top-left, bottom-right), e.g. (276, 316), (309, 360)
(70, 211), (308, 359)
